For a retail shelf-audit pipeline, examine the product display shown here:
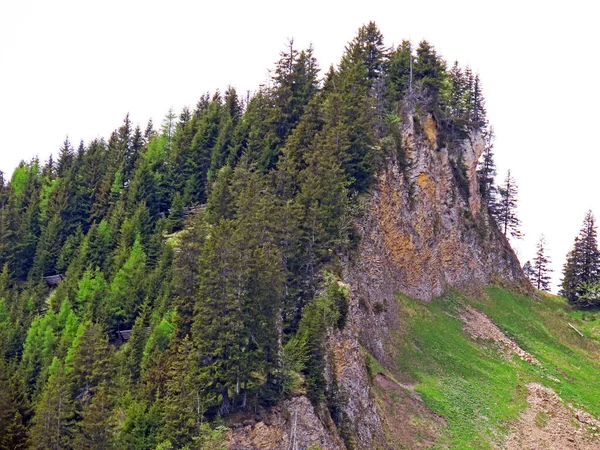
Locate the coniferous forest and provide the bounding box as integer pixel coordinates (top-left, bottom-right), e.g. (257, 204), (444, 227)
(0, 23), (494, 449)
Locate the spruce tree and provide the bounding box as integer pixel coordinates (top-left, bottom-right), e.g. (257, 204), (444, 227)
(413, 40), (447, 102)
(386, 40), (413, 101)
(532, 235), (552, 292)
(494, 170), (522, 239)
(28, 358), (75, 450)
(477, 127), (497, 209)
(560, 211), (600, 306)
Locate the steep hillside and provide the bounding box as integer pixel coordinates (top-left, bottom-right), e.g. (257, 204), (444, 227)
(237, 107), (600, 449)
(2, 22), (596, 450)
(323, 107), (530, 449)
(224, 99), (531, 450)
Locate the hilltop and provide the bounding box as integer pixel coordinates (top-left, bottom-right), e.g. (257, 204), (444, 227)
(0, 22), (597, 450)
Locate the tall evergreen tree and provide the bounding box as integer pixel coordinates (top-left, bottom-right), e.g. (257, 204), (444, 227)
(532, 235), (552, 292)
(413, 40), (447, 102)
(494, 170), (522, 239)
(28, 358), (75, 450)
(387, 40), (413, 101)
(340, 21), (387, 84)
(477, 127), (497, 210)
(560, 211), (600, 306)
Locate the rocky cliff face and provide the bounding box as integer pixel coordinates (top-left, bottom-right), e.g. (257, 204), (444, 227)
(228, 114), (526, 449)
(226, 396), (346, 450)
(332, 113), (527, 448)
(344, 113), (525, 365)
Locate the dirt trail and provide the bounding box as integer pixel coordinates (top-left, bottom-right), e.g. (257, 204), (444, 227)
(505, 383), (600, 449)
(460, 306), (600, 449)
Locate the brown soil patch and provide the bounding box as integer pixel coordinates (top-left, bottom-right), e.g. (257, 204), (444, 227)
(460, 306), (539, 365)
(505, 383), (600, 449)
(374, 373), (445, 449)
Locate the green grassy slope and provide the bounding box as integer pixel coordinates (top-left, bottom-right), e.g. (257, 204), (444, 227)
(379, 287), (600, 449)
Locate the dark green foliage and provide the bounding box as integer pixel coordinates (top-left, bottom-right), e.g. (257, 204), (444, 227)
(28, 358), (75, 450)
(192, 184), (285, 413)
(532, 236), (552, 292)
(413, 40), (447, 103)
(387, 40), (413, 101)
(260, 40), (320, 171)
(494, 170), (522, 239)
(477, 127), (497, 209)
(0, 24), (501, 448)
(560, 211), (600, 307)
(340, 21), (387, 84)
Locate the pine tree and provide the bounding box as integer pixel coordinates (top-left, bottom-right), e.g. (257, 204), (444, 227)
(106, 236), (147, 331)
(494, 170), (522, 239)
(469, 74), (487, 129)
(532, 235), (552, 292)
(266, 41), (320, 167)
(56, 137), (75, 178)
(477, 127), (497, 210)
(340, 22), (387, 84)
(387, 40), (413, 101)
(560, 211), (600, 306)
(413, 40), (447, 102)
(72, 381), (114, 450)
(28, 358), (75, 450)
(447, 61), (469, 134)
(327, 43), (376, 191)
(157, 336), (200, 448)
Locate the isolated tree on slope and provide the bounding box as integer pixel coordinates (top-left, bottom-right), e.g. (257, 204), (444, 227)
(560, 210), (600, 306)
(494, 170), (522, 239)
(532, 235), (552, 292)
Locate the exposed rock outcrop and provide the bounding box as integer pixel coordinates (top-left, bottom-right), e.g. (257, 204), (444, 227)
(226, 396), (346, 450)
(228, 114), (527, 449)
(333, 114), (527, 446)
(344, 113), (525, 366)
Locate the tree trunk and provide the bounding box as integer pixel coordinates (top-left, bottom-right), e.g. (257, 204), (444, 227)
(219, 389), (231, 416)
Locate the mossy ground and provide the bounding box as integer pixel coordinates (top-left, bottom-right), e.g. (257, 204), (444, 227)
(378, 287), (600, 449)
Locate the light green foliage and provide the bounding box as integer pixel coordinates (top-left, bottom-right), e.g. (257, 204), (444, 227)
(64, 321), (86, 372)
(110, 169), (123, 200)
(9, 164), (30, 198)
(58, 306), (80, 359)
(142, 310), (176, 368)
(107, 236), (147, 328)
(193, 423), (228, 450)
(577, 281), (600, 307)
(75, 268), (108, 319)
(0, 297), (9, 328)
(38, 177), (59, 220)
(21, 310), (58, 391)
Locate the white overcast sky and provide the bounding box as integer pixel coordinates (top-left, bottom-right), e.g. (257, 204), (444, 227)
(0, 0), (598, 291)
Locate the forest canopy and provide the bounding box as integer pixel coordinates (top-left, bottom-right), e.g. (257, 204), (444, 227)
(0, 22), (492, 450)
